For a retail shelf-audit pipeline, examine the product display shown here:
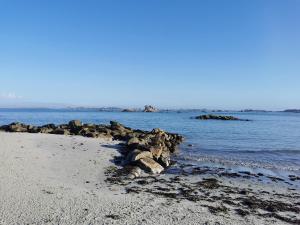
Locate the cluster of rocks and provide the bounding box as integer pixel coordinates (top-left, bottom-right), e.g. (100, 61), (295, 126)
(0, 120), (183, 176)
(195, 114), (250, 121)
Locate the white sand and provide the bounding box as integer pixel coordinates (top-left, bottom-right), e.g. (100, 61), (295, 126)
(0, 132), (295, 225)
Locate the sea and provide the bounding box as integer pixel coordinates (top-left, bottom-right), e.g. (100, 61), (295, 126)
(1, 108), (300, 179)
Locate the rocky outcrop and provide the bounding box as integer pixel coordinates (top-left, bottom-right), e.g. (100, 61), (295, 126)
(195, 114), (250, 121)
(143, 105), (158, 112)
(0, 120), (183, 176)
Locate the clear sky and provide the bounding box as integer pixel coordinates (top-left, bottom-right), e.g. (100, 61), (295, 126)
(0, 0), (299, 109)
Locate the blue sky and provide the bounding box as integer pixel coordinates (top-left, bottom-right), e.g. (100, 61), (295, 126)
(0, 0), (299, 109)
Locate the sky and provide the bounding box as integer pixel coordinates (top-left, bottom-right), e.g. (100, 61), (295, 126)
(0, 0), (299, 109)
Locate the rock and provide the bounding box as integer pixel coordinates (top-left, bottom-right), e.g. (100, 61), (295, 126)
(126, 166), (142, 179)
(39, 127), (53, 133)
(143, 105), (158, 112)
(138, 157), (164, 174)
(0, 125), (9, 131)
(28, 126), (39, 133)
(158, 151), (171, 167)
(69, 120), (82, 127)
(52, 128), (70, 135)
(126, 149), (153, 162)
(127, 137), (146, 149)
(42, 124), (57, 129)
(85, 131), (98, 138)
(110, 121), (126, 131)
(195, 114), (250, 121)
(127, 137), (140, 145)
(69, 120), (82, 134)
(8, 123), (28, 132)
(150, 146), (163, 159)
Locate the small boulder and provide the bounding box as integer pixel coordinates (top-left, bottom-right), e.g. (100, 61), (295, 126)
(138, 157), (164, 174)
(126, 166), (142, 179)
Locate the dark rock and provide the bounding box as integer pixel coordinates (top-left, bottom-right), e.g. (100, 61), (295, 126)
(52, 128), (70, 135)
(69, 120), (82, 134)
(158, 151), (171, 167)
(42, 123), (57, 129)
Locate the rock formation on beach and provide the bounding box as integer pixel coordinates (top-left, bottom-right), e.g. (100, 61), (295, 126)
(143, 105), (158, 112)
(0, 120), (183, 176)
(195, 114), (251, 121)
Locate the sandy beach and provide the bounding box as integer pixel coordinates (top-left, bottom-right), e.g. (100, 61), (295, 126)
(0, 131), (299, 225)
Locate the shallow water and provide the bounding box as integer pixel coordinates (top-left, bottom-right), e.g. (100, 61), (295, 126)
(1, 109), (299, 178)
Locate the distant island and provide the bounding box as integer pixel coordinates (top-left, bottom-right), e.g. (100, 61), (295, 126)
(283, 109), (300, 113)
(240, 109), (272, 113)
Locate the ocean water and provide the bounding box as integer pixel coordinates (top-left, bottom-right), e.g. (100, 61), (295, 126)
(1, 109), (300, 178)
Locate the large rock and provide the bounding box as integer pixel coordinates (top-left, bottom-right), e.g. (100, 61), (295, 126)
(138, 157), (164, 174)
(126, 149), (153, 162)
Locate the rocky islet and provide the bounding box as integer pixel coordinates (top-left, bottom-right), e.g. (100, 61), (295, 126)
(194, 114), (251, 121)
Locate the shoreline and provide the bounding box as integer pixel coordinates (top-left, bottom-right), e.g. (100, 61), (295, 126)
(0, 131), (299, 224)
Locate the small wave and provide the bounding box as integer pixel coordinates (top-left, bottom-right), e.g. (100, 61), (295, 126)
(176, 154), (300, 172)
(227, 149), (300, 154)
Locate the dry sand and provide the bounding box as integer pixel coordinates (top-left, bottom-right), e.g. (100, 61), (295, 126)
(0, 132), (298, 225)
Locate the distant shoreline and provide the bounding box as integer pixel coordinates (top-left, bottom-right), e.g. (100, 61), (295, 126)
(0, 107), (299, 113)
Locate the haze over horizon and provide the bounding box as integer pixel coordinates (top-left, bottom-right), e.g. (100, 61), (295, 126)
(1, 0), (299, 110)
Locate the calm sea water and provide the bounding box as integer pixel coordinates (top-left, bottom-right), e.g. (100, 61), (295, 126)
(1, 109), (300, 177)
